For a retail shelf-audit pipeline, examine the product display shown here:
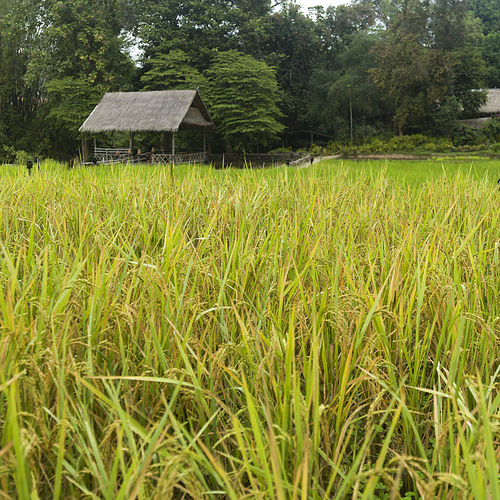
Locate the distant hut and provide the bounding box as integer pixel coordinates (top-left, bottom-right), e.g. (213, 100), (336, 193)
(460, 89), (500, 129)
(79, 89), (216, 164)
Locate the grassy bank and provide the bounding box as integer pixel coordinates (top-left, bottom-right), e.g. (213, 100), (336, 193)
(320, 157), (500, 187)
(1, 160), (500, 499)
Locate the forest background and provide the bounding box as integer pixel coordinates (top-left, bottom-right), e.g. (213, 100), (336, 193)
(0, 0), (499, 161)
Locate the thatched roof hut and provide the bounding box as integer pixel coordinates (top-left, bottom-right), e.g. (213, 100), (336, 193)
(79, 89), (215, 133)
(460, 89), (500, 129)
(479, 89), (500, 115)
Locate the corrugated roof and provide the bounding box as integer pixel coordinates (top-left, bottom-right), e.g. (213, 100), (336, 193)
(79, 90), (215, 133)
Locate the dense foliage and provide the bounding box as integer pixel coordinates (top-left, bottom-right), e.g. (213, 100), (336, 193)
(0, 0), (499, 157)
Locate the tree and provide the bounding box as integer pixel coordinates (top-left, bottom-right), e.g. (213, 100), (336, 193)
(369, 0), (486, 134)
(267, 2), (323, 132)
(309, 31), (382, 139)
(466, 0), (500, 34)
(138, 0), (272, 72)
(370, 32), (455, 133)
(451, 14), (487, 117)
(140, 50), (205, 91)
(24, 0), (135, 157)
(0, 0), (44, 155)
(430, 0), (468, 51)
(482, 32), (500, 88)
(204, 50), (284, 153)
(316, 2), (376, 57)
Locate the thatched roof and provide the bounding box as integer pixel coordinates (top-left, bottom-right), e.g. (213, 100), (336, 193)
(79, 90), (215, 133)
(460, 117), (490, 129)
(479, 89), (500, 114)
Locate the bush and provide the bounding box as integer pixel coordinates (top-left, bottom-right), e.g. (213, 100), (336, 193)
(1, 145), (16, 164)
(452, 124), (478, 146)
(452, 144), (483, 153)
(336, 134), (456, 155)
(15, 150), (31, 165)
(482, 116), (500, 142)
(326, 141), (343, 154)
(1, 144), (33, 164)
(268, 147), (293, 154)
(308, 143), (323, 156)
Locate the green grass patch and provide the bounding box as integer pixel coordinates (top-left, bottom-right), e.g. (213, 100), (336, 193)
(318, 157), (500, 187)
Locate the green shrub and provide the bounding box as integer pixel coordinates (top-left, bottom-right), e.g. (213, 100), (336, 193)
(336, 134), (456, 155)
(452, 124), (478, 146)
(451, 144), (483, 153)
(1, 145), (32, 164)
(482, 116), (500, 141)
(268, 146), (292, 154)
(308, 143), (324, 156)
(1, 145), (16, 164)
(15, 149), (31, 165)
(326, 140), (343, 154)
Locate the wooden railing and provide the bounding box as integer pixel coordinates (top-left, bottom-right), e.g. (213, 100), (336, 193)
(92, 148), (206, 165)
(93, 148), (130, 163)
(151, 152), (206, 165)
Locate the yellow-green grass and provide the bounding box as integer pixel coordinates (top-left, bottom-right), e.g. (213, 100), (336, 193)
(1, 160), (500, 499)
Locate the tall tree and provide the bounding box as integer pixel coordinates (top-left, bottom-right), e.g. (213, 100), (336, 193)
(140, 50), (205, 91)
(309, 31), (382, 139)
(25, 0), (135, 157)
(0, 0), (43, 156)
(308, 3), (379, 138)
(370, 31), (455, 133)
(466, 0), (500, 34)
(430, 0), (468, 51)
(267, 2), (323, 132)
(138, 0), (272, 72)
(482, 32), (500, 88)
(448, 13), (486, 118)
(204, 50), (284, 153)
(369, 0), (486, 133)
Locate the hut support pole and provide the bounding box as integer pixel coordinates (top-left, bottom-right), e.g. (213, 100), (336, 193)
(203, 127), (206, 162)
(172, 132), (175, 160)
(94, 135), (96, 150)
(129, 132), (134, 152)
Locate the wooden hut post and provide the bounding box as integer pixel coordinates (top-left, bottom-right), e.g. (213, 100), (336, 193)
(170, 132), (175, 181)
(203, 127), (206, 161)
(81, 137), (90, 162)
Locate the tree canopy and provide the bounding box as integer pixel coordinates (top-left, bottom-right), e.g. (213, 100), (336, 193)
(0, 0), (499, 159)
(205, 50), (284, 153)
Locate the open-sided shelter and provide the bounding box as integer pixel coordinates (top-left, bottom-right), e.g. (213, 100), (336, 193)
(460, 89), (500, 129)
(79, 89), (215, 164)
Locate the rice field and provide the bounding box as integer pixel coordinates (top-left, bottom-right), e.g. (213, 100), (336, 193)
(1, 159), (500, 499)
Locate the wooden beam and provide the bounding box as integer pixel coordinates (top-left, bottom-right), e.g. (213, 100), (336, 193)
(203, 127), (206, 161)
